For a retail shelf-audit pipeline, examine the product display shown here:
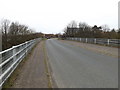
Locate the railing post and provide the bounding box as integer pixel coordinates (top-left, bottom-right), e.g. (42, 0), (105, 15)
(25, 42), (28, 55)
(13, 46), (16, 62)
(86, 38), (87, 43)
(107, 39), (110, 45)
(80, 38), (81, 42)
(94, 38), (96, 44)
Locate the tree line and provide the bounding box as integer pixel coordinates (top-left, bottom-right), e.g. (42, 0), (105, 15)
(0, 19), (43, 51)
(63, 21), (120, 39)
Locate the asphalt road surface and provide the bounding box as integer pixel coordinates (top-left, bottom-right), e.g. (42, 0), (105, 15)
(46, 39), (118, 88)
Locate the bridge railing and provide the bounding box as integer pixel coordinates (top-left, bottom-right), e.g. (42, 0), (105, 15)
(0, 38), (41, 87)
(66, 37), (120, 47)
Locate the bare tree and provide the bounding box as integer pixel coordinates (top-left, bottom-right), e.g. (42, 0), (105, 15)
(63, 21), (118, 39)
(0, 19), (42, 50)
(67, 20), (77, 28)
(1, 19), (10, 49)
(101, 24), (110, 32)
(79, 22), (89, 29)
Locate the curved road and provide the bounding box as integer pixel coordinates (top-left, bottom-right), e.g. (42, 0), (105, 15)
(46, 39), (118, 88)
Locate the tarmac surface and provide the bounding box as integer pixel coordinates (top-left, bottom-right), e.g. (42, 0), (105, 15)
(46, 39), (118, 88)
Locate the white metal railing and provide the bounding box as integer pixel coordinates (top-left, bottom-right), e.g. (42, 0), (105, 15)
(0, 38), (41, 88)
(66, 37), (120, 47)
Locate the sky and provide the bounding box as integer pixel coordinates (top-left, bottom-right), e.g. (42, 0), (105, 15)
(0, 0), (119, 34)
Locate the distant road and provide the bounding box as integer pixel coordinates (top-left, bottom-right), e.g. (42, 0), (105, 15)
(46, 39), (118, 88)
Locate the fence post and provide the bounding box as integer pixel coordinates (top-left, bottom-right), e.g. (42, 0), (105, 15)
(107, 39), (110, 45)
(86, 38), (87, 43)
(25, 42), (28, 55)
(13, 46), (16, 62)
(94, 38), (96, 44)
(80, 38), (81, 42)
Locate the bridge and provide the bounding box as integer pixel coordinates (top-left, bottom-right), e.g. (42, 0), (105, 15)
(0, 38), (119, 88)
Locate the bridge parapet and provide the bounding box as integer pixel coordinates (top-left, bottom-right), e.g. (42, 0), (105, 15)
(0, 38), (41, 88)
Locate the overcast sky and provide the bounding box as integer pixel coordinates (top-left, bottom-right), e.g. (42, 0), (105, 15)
(0, 0), (119, 34)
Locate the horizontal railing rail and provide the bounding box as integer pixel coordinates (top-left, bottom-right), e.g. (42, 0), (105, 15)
(0, 38), (41, 88)
(66, 37), (120, 47)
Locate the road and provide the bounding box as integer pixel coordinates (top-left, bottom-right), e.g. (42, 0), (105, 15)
(46, 39), (118, 88)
